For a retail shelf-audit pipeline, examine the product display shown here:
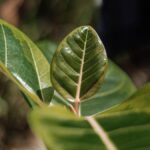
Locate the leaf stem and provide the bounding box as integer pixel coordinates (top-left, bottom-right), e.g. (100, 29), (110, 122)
(85, 116), (118, 150)
(74, 98), (80, 116)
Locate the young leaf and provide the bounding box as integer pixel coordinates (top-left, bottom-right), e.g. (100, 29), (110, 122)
(51, 26), (107, 113)
(36, 40), (136, 115)
(29, 84), (150, 150)
(51, 61), (136, 116)
(0, 20), (53, 106)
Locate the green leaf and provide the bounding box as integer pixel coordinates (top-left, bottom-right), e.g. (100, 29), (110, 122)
(29, 107), (111, 150)
(29, 83), (150, 150)
(37, 40), (57, 64)
(51, 26), (107, 103)
(51, 61), (136, 116)
(107, 83), (150, 112)
(35, 38), (136, 116)
(0, 19), (53, 106)
(36, 40), (71, 108)
(81, 61), (136, 116)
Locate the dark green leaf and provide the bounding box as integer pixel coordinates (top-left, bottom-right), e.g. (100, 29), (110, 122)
(36, 38), (136, 116)
(51, 61), (136, 116)
(51, 26), (107, 103)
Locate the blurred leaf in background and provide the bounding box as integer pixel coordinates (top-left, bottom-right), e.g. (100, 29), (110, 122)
(0, 73), (30, 149)
(20, 0), (95, 41)
(0, 96), (8, 118)
(37, 40), (57, 64)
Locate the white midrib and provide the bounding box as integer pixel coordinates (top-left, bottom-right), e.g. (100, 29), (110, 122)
(73, 28), (117, 150)
(85, 116), (118, 150)
(28, 42), (45, 102)
(75, 30), (88, 110)
(1, 25), (8, 67)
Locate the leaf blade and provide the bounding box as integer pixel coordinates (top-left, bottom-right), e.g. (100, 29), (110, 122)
(51, 26), (107, 103)
(81, 61), (136, 115)
(51, 61), (136, 116)
(29, 84), (150, 150)
(0, 20), (53, 106)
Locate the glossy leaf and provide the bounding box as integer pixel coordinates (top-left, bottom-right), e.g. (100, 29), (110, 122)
(34, 39), (136, 115)
(51, 26), (108, 103)
(81, 61), (136, 116)
(0, 20), (53, 106)
(51, 61), (136, 116)
(107, 83), (150, 112)
(29, 83), (150, 150)
(36, 40), (72, 108)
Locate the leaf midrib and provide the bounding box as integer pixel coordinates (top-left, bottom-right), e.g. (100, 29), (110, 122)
(86, 116), (118, 150)
(1, 25), (46, 102)
(27, 41), (45, 102)
(75, 29), (88, 102)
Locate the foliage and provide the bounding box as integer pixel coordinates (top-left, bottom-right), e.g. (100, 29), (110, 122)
(29, 84), (150, 150)
(21, 0), (95, 41)
(0, 19), (149, 150)
(0, 19), (53, 107)
(51, 26), (108, 113)
(51, 61), (136, 116)
(37, 28), (136, 116)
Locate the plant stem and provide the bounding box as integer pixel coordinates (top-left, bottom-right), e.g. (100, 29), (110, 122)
(74, 98), (80, 116)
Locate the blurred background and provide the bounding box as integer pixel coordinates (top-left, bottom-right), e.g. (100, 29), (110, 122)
(0, 0), (150, 149)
